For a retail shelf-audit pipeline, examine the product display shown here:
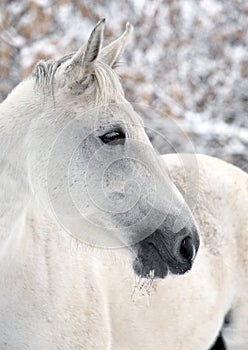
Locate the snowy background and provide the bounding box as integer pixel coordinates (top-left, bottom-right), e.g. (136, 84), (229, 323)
(0, 0), (247, 171)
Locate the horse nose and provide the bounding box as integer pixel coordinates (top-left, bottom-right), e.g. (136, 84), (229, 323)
(174, 227), (200, 264)
(179, 236), (196, 262)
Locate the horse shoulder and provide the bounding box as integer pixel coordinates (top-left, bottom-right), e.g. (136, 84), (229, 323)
(161, 153), (248, 256)
(161, 153), (248, 348)
(161, 153), (247, 227)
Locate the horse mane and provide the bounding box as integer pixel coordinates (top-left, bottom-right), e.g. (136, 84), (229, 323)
(32, 53), (125, 106)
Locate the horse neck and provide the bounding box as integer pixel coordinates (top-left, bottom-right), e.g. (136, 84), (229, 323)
(0, 78), (41, 151)
(0, 79), (40, 253)
(0, 82), (96, 267)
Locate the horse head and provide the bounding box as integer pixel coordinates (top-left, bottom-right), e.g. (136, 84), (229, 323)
(2, 19), (200, 279)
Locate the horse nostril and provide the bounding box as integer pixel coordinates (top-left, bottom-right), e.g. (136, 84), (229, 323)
(179, 236), (195, 262)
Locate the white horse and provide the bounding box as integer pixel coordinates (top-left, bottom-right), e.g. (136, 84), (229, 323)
(0, 19), (247, 350)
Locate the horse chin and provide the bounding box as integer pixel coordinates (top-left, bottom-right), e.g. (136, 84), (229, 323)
(132, 244), (170, 279)
(133, 258), (169, 279)
(132, 258), (193, 280)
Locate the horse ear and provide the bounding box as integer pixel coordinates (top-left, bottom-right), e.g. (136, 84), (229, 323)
(83, 18), (105, 68)
(65, 19), (105, 82)
(100, 22), (133, 68)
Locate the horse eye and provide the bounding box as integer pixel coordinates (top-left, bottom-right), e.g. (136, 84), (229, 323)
(99, 128), (126, 145)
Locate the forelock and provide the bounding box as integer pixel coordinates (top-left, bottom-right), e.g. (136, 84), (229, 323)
(32, 54), (125, 106)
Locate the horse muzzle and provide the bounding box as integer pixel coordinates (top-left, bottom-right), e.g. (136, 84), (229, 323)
(132, 224), (200, 279)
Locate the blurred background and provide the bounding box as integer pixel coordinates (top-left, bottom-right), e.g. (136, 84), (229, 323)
(0, 0), (247, 171)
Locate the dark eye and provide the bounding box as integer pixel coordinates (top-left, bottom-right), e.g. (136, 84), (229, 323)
(99, 128), (126, 145)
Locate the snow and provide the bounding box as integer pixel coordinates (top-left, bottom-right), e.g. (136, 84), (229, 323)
(20, 40), (58, 69)
(34, 0), (51, 7)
